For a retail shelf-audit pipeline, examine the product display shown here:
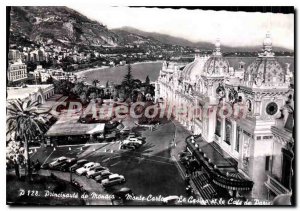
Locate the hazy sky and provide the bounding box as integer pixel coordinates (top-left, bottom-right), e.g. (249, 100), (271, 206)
(69, 6), (294, 50)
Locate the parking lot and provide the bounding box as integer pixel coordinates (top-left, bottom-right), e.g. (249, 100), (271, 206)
(30, 119), (190, 205)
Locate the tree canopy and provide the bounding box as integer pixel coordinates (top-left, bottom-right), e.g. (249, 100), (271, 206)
(6, 99), (49, 177)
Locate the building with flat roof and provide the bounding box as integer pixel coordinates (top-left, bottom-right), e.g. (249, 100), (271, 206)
(8, 49), (21, 62)
(7, 84), (55, 104)
(7, 59), (27, 82)
(45, 114), (105, 137)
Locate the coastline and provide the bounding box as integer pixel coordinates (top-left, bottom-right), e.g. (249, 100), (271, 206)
(74, 66), (110, 77)
(74, 60), (163, 78)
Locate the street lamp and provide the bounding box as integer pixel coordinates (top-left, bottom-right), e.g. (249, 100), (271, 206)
(70, 169), (73, 183)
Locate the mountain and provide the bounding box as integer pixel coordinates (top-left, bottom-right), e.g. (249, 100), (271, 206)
(9, 6), (123, 47)
(9, 6), (163, 48)
(9, 7), (292, 53)
(113, 26), (292, 52)
(9, 6), (181, 51)
(112, 26), (214, 49)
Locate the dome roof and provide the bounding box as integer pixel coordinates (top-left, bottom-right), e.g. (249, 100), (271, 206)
(202, 38), (230, 76)
(245, 57), (285, 85)
(245, 32), (286, 86)
(203, 56), (230, 76)
(181, 55), (209, 81)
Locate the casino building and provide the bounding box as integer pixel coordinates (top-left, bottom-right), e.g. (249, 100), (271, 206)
(155, 33), (294, 201)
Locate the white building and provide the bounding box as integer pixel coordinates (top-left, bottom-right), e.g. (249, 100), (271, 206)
(33, 66), (77, 83)
(50, 69), (77, 83)
(156, 33), (294, 201)
(7, 59), (27, 82)
(8, 49), (21, 62)
(32, 65), (49, 82)
(7, 84), (55, 104)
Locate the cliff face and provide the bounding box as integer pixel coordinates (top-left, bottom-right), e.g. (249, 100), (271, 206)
(9, 6), (122, 47)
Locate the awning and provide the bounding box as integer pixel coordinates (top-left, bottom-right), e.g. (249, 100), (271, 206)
(186, 135), (253, 191)
(45, 114), (105, 137)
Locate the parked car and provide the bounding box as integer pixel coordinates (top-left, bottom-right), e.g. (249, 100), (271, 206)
(94, 170), (112, 182)
(86, 166), (109, 178)
(113, 187), (133, 200)
(162, 195), (181, 205)
(137, 136), (145, 141)
(102, 174), (125, 187)
(123, 138), (143, 145)
(120, 142), (138, 150)
(58, 158), (77, 171)
(128, 133), (136, 138)
(105, 132), (118, 142)
(49, 156), (68, 168)
(119, 127), (130, 135)
(120, 139), (142, 150)
(126, 138), (143, 145)
(76, 162), (100, 176)
(69, 159), (89, 172)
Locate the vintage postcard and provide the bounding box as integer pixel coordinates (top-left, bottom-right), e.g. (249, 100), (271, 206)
(6, 6), (295, 206)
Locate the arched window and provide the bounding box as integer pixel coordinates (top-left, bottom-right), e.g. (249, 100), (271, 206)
(246, 99), (252, 112)
(238, 96), (243, 102)
(37, 95), (42, 105)
(215, 117), (221, 137)
(225, 119), (232, 145)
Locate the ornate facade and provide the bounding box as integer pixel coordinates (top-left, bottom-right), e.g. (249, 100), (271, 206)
(156, 33), (294, 200)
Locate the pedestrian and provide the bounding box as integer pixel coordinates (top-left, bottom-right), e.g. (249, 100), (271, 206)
(35, 159), (41, 173)
(186, 185), (192, 195)
(14, 162), (20, 179)
(185, 175), (190, 185)
(31, 161), (35, 172)
(185, 168), (190, 175)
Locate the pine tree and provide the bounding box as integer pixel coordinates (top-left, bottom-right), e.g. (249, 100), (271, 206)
(145, 75), (150, 84)
(46, 75), (53, 84)
(122, 64), (134, 98)
(123, 64), (133, 85)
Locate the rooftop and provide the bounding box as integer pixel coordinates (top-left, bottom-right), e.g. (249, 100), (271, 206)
(45, 113), (105, 137)
(7, 84), (53, 100)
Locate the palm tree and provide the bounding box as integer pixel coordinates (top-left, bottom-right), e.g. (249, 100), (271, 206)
(6, 99), (49, 179)
(72, 81), (85, 96)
